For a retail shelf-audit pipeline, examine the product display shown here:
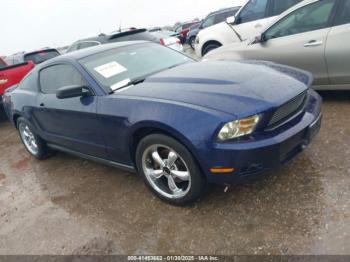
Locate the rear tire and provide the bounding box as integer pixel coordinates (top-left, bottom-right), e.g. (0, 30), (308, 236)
(136, 134), (207, 205)
(202, 42), (221, 56)
(17, 117), (53, 160)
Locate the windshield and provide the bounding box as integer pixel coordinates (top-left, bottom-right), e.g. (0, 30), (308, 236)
(24, 50), (60, 64)
(80, 43), (193, 93)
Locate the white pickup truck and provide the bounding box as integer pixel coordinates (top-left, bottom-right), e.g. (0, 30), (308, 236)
(194, 0), (303, 57)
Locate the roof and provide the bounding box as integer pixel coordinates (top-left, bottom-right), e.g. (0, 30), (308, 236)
(73, 29), (148, 44)
(207, 6), (241, 17)
(24, 48), (59, 56)
(48, 41), (149, 61)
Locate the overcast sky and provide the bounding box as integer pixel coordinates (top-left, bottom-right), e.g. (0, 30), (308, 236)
(1, 0), (246, 55)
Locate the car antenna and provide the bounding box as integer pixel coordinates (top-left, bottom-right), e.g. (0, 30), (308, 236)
(119, 20), (122, 32)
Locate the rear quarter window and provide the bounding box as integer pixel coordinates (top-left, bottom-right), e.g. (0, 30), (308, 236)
(19, 72), (38, 91)
(272, 0), (303, 16)
(334, 0), (350, 26)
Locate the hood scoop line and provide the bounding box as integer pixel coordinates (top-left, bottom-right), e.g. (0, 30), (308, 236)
(146, 77), (236, 85)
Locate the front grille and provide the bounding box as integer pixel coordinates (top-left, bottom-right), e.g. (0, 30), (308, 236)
(267, 91), (307, 129)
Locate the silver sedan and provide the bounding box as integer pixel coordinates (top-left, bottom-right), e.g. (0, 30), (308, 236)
(205, 0), (350, 90)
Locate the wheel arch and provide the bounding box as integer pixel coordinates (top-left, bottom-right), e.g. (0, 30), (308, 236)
(12, 112), (22, 128)
(128, 121), (202, 170)
(202, 40), (222, 57)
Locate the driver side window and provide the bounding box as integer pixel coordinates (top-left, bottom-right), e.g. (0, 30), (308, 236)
(238, 0), (268, 24)
(264, 0), (335, 40)
(40, 64), (85, 94)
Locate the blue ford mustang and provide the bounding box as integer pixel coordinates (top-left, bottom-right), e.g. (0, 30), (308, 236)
(3, 41), (322, 205)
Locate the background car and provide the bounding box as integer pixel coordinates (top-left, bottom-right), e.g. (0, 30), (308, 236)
(149, 31), (183, 52)
(66, 29), (160, 53)
(174, 21), (201, 44)
(187, 6), (241, 49)
(4, 42), (321, 205)
(0, 61), (35, 118)
(5, 48), (60, 65)
(195, 0), (303, 57)
(205, 0), (350, 90)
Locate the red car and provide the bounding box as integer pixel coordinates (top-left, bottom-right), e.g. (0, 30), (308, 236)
(174, 21), (200, 44)
(0, 60), (35, 102)
(1, 49), (60, 113)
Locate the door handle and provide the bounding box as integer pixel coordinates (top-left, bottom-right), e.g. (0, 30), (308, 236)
(304, 40), (323, 47)
(39, 103), (45, 107)
(0, 79), (8, 85)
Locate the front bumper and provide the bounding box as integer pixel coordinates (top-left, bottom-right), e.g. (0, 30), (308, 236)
(198, 89), (322, 185)
(194, 42), (202, 58)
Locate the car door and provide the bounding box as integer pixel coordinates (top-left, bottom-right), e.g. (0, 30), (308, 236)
(233, 0), (302, 40)
(325, 0), (350, 86)
(33, 63), (107, 158)
(244, 0), (337, 86)
(233, 0), (271, 39)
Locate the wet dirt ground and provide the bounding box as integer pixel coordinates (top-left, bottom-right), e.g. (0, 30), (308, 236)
(0, 91), (349, 255)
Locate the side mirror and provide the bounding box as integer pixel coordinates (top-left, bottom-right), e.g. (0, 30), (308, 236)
(226, 16), (236, 25)
(252, 33), (267, 44)
(56, 85), (91, 99)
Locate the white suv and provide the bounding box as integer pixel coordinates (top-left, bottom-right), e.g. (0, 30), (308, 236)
(194, 0), (303, 57)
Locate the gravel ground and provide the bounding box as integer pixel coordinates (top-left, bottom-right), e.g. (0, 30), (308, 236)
(0, 52), (349, 254)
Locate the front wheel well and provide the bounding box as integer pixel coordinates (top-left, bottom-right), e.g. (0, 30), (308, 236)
(13, 114), (21, 128)
(202, 40), (222, 56)
(130, 127), (175, 165)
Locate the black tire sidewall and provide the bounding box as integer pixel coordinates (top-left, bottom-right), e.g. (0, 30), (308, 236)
(136, 134), (207, 205)
(203, 44), (220, 56)
(17, 117), (51, 160)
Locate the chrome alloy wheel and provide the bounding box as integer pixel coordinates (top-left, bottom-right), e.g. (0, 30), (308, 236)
(142, 144), (191, 199)
(19, 123), (38, 155)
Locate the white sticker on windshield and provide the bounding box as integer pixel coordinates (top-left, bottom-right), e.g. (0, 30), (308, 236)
(111, 78), (131, 91)
(94, 61), (127, 78)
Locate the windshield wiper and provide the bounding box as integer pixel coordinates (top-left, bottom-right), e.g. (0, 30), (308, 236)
(110, 77), (146, 93)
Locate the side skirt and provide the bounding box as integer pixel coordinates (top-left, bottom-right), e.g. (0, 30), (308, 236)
(47, 143), (136, 173)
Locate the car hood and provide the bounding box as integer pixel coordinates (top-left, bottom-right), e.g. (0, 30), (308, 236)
(117, 61), (311, 118)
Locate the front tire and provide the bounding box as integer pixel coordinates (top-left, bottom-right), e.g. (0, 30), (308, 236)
(17, 117), (52, 160)
(136, 134), (207, 205)
(202, 42), (221, 56)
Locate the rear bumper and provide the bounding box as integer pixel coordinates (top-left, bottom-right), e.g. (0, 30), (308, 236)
(198, 89), (322, 185)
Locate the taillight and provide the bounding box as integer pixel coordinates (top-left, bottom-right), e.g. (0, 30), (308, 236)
(160, 38), (165, 45)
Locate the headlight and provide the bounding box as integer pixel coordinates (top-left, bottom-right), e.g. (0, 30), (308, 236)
(218, 115), (260, 141)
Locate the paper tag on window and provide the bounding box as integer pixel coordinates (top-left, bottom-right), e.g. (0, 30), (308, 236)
(94, 61), (127, 78)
